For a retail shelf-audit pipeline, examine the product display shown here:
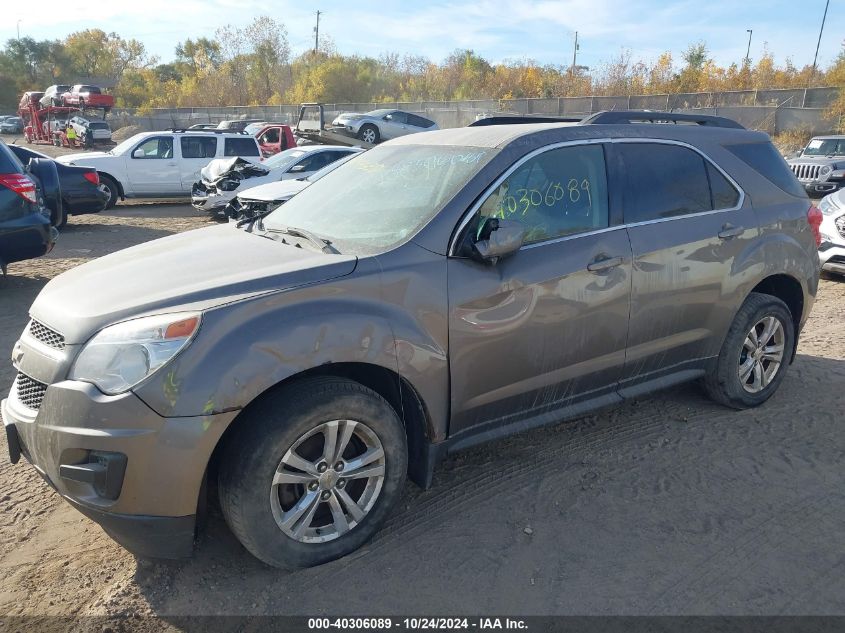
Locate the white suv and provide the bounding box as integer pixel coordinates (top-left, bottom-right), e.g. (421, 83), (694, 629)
(57, 131), (261, 208)
(69, 116), (112, 142)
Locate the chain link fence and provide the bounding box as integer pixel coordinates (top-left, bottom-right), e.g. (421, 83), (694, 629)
(110, 86), (841, 135)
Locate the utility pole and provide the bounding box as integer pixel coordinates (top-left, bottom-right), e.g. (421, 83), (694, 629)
(810, 0), (829, 86)
(16, 19), (22, 40)
(744, 29), (752, 65)
(314, 10), (321, 54)
(570, 31), (579, 77)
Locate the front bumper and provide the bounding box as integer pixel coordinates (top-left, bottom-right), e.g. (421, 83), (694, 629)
(191, 183), (232, 213)
(2, 378), (238, 558)
(803, 181), (841, 196)
(819, 241), (845, 275)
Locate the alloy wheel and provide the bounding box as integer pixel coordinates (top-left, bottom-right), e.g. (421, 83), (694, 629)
(738, 315), (785, 393)
(270, 419), (386, 543)
(361, 128), (377, 143)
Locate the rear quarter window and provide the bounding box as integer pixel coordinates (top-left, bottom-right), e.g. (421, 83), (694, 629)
(224, 137), (260, 157)
(725, 142), (805, 198)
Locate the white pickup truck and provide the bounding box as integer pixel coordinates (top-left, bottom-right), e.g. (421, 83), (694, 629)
(57, 130), (261, 208)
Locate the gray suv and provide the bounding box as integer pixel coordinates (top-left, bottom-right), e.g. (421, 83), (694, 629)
(3, 111), (821, 569)
(786, 135), (845, 195)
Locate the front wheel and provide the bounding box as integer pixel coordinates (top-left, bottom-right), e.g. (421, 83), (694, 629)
(703, 292), (795, 409)
(218, 377), (408, 568)
(357, 124), (380, 144)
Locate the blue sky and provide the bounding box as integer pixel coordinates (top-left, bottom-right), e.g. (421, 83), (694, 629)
(3, 0), (843, 72)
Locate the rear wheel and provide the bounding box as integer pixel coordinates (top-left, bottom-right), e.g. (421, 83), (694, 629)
(99, 175), (119, 209)
(703, 292), (795, 409)
(218, 377), (407, 568)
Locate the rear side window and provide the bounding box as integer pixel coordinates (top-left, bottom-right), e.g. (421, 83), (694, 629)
(181, 136), (217, 159)
(725, 142), (805, 198)
(224, 137), (260, 157)
(87, 122), (109, 130)
(408, 113), (435, 128)
(706, 162), (740, 208)
(618, 143), (712, 223)
(81, 85), (101, 94)
(0, 143), (23, 173)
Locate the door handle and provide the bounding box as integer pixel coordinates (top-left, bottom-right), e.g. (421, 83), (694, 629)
(167, 162), (177, 167)
(587, 256), (623, 272)
(718, 224), (744, 239)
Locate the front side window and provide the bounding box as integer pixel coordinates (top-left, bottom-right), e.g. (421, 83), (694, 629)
(133, 136), (174, 159)
(474, 144), (609, 244)
(180, 136), (217, 159)
(385, 112), (407, 124)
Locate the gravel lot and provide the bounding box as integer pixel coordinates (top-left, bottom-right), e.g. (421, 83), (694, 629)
(1, 138), (844, 630)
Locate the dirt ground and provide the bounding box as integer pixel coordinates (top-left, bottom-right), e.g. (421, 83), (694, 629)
(1, 137), (844, 630)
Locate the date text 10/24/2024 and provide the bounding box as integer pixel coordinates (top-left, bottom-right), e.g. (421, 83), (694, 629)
(308, 618), (529, 630)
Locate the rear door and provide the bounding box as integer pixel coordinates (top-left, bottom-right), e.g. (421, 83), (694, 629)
(178, 136), (218, 191)
(612, 140), (756, 392)
(126, 135), (181, 194)
(447, 142), (632, 437)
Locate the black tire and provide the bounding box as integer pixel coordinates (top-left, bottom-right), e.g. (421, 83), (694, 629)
(703, 292), (795, 409)
(357, 124), (380, 144)
(218, 376), (408, 569)
(99, 175), (119, 209)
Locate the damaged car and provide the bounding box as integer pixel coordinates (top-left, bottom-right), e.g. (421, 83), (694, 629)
(223, 151), (362, 221)
(192, 146), (363, 215)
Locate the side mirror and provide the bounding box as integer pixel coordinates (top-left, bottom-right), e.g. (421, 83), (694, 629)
(289, 164), (306, 173)
(132, 149), (145, 158)
(473, 218), (525, 262)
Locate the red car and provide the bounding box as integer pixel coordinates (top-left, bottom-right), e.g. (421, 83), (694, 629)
(60, 85), (114, 111)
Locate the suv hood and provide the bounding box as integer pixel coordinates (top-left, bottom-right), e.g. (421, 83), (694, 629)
(238, 179), (310, 202)
(30, 223), (357, 344)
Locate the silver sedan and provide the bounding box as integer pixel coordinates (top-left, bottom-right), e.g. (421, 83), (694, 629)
(331, 109), (438, 144)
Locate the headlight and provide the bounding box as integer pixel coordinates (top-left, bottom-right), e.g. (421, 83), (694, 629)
(70, 313), (200, 395)
(820, 165), (833, 176)
(819, 196), (839, 215)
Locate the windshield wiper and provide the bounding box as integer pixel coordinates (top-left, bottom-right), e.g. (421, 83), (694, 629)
(267, 225), (340, 254)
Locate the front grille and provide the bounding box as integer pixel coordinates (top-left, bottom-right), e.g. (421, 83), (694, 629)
(836, 215), (845, 240)
(790, 163), (822, 182)
(14, 373), (48, 410)
(28, 320), (65, 350)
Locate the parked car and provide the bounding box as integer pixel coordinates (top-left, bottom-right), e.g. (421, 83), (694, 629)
(69, 116), (112, 143)
(60, 85), (115, 111)
(2, 112), (821, 569)
(786, 135), (845, 196)
(8, 145), (109, 227)
(18, 92), (44, 112)
(216, 119), (264, 132)
(55, 131), (261, 208)
(817, 189), (845, 276)
(224, 151), (362, 220)
(0, 139), (58, 272)
(40, 85), (71, 108)
(0, 117), (23, 134)
(192, 145), (362, 215)
(331, 108), (438, 143)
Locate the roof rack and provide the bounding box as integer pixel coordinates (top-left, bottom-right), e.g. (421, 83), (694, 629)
(165, 128), (249, 134)
(468, 115), (582, 127)
(581, 110), (744, 129)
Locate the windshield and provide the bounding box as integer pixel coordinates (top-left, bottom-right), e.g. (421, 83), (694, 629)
(263, 144), (495, 254)
(110, 135), (147, 155)
(802, 138), (845, 156)
(264, 148), (307, 170)
(243, 123), (267, 135)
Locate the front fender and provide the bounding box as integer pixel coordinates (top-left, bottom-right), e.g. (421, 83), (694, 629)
(134, 292), (400, 418)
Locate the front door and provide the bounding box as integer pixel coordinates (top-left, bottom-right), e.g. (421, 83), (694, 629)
(612, 141), (758, 390)
(126, 135), (181, 195)
(447, 142), (632, 438)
